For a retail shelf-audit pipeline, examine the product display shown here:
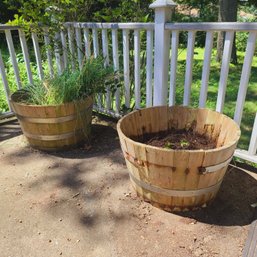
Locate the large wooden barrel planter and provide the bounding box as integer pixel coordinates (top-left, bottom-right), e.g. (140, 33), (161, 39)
(10, 91), (93, 151)
(117, 106), (241, 211)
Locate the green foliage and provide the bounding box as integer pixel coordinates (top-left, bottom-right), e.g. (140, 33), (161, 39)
(180, 139), (190, 148)
(4, 0), (153, 26)
(18, 57), (118, 105)
(93, 0), (153, 22)
(236, 10), (257, 52)
(0, 51), (40, 112)
(6, 14), (33, 35)
(5, 0), (84, 24)
(164, 142), (173, 149)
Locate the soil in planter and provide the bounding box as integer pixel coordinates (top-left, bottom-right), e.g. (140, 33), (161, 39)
(135, 128), (218, 150)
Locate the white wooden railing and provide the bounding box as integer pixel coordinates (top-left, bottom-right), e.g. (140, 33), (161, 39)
(0, 0), (256, 163)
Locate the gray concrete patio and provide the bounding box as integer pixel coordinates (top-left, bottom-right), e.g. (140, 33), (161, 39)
(0, 116), (257, 257)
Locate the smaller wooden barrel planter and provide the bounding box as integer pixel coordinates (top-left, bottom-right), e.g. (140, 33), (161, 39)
(117, 106), (241, 211)
(10, 91), (93, 151)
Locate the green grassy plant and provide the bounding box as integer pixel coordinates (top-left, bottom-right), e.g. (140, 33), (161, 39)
(15, 57), (118, 106)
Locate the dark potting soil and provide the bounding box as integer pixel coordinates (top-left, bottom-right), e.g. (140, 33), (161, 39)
(136, 128), (217, 150)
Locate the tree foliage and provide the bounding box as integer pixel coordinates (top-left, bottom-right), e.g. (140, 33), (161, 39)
(3, 0), (153, 25)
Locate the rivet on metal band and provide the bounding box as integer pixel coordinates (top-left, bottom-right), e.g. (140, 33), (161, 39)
(129, 171), (223, 197)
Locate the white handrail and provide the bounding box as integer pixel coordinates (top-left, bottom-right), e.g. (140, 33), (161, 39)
(165, 22), (257, 31)
(65, 22), (154, 30)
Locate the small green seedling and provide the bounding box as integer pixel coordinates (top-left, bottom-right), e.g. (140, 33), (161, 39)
(164, 142), (173, 149)
(180, 139), (190, 148)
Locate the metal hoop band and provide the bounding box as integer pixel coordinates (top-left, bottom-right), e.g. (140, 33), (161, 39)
(129, 171), (222, 197)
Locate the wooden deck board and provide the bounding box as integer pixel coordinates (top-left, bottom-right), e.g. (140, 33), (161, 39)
(0, 118), (22, 142)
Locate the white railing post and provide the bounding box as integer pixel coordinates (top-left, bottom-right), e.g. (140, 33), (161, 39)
(248, 113), (257, 156)
(150, 0), (176, 106)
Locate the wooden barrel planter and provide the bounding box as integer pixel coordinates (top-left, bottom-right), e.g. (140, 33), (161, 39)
(117, 106), (241, 211)
(10, 91), (93, 151)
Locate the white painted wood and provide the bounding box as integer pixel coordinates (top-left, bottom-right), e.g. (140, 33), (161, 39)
(18, 29), (33, 85)
(150, 0), (177, 8)
(102, 29), (111, 110)
(134, 29), (141, 109)
(92, 28), (100, 108)
(0, 111), (14, 119)
(234, 32), (257, 125)
(83, 28), (91, 59)
(0, 25), (21, 30)
(199, 31), (214, 108)
(102, 29), (110, 66)
(146, 30), (153, 107)
(123, 30), (130, 108)
(67, 26), (76, 70)
(65, 22), (154, 30)
(216, 31), (234, 113)
(112, 29), (120, 112)
(31, 32), (44, 80)
(152, 8), (172, 106)
(183, 31), (196, 106)
(54, 32), (63, 75)
(165, 22), (257, 31)
(169, 30), (179, 106)
(43, 29), (54, 78)
(248, 113), (257, 155)
(0, 52), (11, 110)
(5, 30), (22, 89)
(75, 27), (83, 70)
(61, 30), (68, 69)
(65, 21), (257, 32)
(234, 149), (257, 164)
(92, 28), (99, 58)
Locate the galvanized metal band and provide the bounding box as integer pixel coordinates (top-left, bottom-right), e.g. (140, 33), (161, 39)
(23, 129), (84, 141)
(124, 150), (233, 174)
(16, 113), (76, 123)
(198, 155), (233, 174)
(129, 171), (223, 197)
(16, 104), (93, 124)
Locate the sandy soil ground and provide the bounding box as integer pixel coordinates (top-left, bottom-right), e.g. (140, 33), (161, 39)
(0, 116), (257, 257)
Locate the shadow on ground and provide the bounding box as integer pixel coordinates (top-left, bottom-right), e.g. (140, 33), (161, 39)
(0, 119), (22, 142)
(1, 116), (257, 229)
(49, 123), (123, 162)
(175, 166), (257, 226)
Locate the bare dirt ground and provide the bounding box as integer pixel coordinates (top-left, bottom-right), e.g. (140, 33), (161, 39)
(0, 116), (257, 257)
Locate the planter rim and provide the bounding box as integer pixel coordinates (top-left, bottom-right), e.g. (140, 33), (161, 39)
(10, 91), (93, 108)
(117, 105), (241, 154)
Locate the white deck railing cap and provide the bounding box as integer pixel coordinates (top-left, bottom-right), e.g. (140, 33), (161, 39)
(149, 0), (177, 9)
